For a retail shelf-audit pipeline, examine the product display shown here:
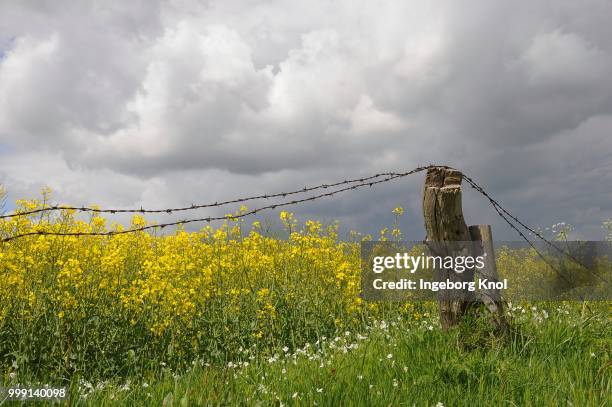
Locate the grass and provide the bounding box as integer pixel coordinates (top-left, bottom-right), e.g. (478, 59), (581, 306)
(67, 302), (610, 406)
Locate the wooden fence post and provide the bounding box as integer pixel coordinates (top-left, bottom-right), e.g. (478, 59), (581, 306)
(469, 224), (509, 332)
(422, 167), (474, 330)
(422, 167), (509, 332)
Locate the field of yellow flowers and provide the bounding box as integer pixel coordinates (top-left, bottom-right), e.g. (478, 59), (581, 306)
(0, 190), (414, 383)
(0, 189), (610, 405)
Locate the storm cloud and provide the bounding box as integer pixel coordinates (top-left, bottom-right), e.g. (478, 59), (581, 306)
(0, 0), (611, 239)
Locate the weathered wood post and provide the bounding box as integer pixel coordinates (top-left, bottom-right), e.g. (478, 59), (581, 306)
(422, 167), (508, 331)
(422, 167), (474, 330)
(469, 225), (508, 332)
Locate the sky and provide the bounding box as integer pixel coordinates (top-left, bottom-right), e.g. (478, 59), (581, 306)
(0, 0), (611, 240)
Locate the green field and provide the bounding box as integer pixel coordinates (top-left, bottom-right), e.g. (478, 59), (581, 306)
(80, 302), (610, 406)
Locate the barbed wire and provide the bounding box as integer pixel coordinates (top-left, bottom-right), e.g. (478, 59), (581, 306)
(462, 174), (609, 286)
(0, 165), (443, 243)
(0, 165), (450, 220)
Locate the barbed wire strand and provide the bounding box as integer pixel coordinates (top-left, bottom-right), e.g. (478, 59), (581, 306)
(0, 165), (450, 220)
(1, 167), (441, 243)
(463, 174), (609, 286)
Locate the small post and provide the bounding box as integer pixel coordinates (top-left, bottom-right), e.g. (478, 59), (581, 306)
(469, 225), (509, 332)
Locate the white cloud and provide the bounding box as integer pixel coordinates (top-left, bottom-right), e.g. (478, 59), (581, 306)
(95, 22), (274, 158)
(521, 29), (611, 88)
(340, 95), (408, 135)
(0, 34), (61, 140)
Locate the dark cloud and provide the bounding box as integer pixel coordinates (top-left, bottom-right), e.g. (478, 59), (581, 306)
(0, 0), (610, 239)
